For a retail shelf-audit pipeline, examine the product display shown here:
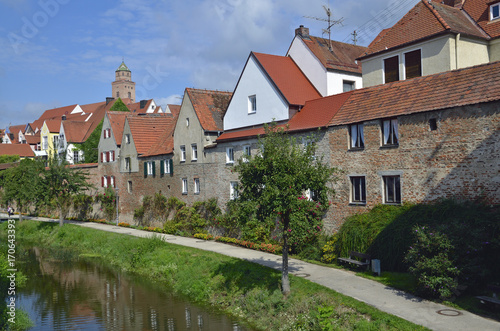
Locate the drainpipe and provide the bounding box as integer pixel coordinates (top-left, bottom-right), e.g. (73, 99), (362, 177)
(455, 33), (460, 70)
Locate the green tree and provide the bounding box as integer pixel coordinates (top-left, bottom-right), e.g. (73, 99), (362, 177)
(75, 120), (102, 163)
(109, 97), (130, 112)
(40, 156), (93, 226)
(1, 159), (44, 221)
(0, 155), (20, 164)
(234, 123), (338, 295)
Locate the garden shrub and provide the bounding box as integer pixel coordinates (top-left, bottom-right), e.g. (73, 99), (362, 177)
(404, 225), (459, 300)
(94, 188), (116, 221)
(321, 235), (338, 264)
(72, 193), (93, 221)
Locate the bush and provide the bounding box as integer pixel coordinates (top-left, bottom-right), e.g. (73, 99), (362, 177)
(321, 235), (338, 264)
(404, 226), (459, 300)
(94, 188), (116, 221)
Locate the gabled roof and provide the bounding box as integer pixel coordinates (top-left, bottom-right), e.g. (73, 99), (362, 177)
(116, 61), (131, 72)
(329, 60), (500, 126)
(298, 36), (366, 74)
(142, 113), (178, 157)
(166, 104), (181, 117)
(25, 133), (40, 145)
(30, 104), (79, 132)
(45, 119), (62, 133)
(0, 144), (35, 157)
(107, 111), (130, 147)
(360, 0), (489, 59)
(127, 99), (162, 114)
(126, 114), (173, 155)
(62, 121), (93, 144)
(252, 52), (321, 106)
(9, 124), (26, 135)
(185, 88), (232, 132)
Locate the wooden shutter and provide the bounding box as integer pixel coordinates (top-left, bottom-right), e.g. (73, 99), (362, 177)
(384, 56), (399, 83)
(100, 152), (103, 163)
(160, 160), (165, 176)
(169, 159), (173, 175)
(152, 161), (156, 177)
(405, 49), (421, 79)
(144, 162), (148, 177)
(101, 176), (104, 187)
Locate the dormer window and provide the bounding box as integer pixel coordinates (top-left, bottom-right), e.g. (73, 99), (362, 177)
(491, 3), (500, 20)
(248, 95), (256, 114)
(383, 55), (399, 83)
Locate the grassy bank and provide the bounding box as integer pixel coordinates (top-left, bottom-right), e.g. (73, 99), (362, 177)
(0, 221), (427, 331)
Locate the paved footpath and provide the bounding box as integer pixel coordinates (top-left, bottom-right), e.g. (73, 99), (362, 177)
(3, 214), (500, 331)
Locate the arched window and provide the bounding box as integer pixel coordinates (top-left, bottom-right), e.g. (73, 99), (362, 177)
(128, 92), (131, 98)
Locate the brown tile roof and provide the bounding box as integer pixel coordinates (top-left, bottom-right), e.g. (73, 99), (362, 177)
(186, 88), (232, 132)
(298, 36), (366, 74)
(107, 111), (130, 147)
(9, 124), (26, 135)
(25, 133), (40, 145)
(30, 104), (80, 132)
(463, 0), (500, 38)
(0, 144), (35, 157)
(252, 52), (321, 106)
(167, 104), (181, 117)
(45, 119), (62, 133)
(127, 115), (175, 155)
(127, 99), (163, 114)
(62, 121), (93, 143)
(360, 0), (489, 59)
(329, 60), (500, 126)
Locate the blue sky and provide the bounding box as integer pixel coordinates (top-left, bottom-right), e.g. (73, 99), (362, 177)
(0, 0), (419, 129)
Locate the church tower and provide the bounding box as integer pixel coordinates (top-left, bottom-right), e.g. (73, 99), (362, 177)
(111, 61), (135, 102)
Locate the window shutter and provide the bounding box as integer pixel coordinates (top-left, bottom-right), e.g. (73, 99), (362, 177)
(101, 176), (104, 187)
(152, 161), (156, 177)
(169, 159), (173, 175)
(160, 160), (165, 176)
(100, 152), (103, 163)
(107, 151), (110, 162)
(144, 163), (148, 177)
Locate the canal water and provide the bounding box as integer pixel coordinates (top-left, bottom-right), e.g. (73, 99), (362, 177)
(16, 247), (252, 330)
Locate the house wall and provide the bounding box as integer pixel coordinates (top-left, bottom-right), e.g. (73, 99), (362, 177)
(325, 101), (500, 231)
(327, 71), (363, 95)
(287, 37), (328, 96)
(489, 38), (500, 62)
(455, 37), (490, 69)
(119, 122), (139, 173)
(223, 56), (289, 131)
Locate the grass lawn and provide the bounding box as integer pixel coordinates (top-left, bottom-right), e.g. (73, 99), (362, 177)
(0, 220), (429, 331)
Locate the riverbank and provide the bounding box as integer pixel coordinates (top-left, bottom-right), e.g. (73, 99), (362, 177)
(1, 220), (426, 331)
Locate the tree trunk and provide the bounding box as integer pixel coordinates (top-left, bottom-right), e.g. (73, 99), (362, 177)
(59, 207), (64, 227)
(282, 216), (290, 295)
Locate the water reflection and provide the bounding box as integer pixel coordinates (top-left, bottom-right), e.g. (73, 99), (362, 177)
(18, 247), (250, 330)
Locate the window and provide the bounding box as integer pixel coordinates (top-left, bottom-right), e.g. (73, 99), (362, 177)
(109, 176), (115, 188)
(101, 152), (108, 163)
(125, 134), (131, 144)
(73, 151), (79, 163)
(127, 181), (132, 193)
(429, 118), (437, 131)
(384, 55), (399, 83)
(226, 147), (234, 164)
(128, 92), (131, 99)
(243, 145), (251, 162)
(230, 182), (238, 200)
(161, 159), (173, 176)
(248, 95), (256, 114)
(404, 49), (421, 79)
(383, 175), (401, 204)
(382, 119), (399, 146)
(116, 92), (120, 98)
(343, 80), (355, 92)
(101, 176), (115, 188)
(102, 176), (108, 188)
(144, 161), (155, 177)
(191, 144), (198, 161)
(125, 157), (131, 171)
(305, 189), (318, 201)
(42, 136), (48, 150)
(491, 3), (500, 20)
(182, 178), (188, 194)
(186, 118), (190, 127)
(53, 135), (59, 147)
(350, 176), (366, 204)
(349, 123), (364, 149)
(194, 178), (200, 194)
(180, 146), (186, 162)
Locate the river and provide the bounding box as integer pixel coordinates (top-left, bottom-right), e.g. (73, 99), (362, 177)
(16, 247), (253, 330)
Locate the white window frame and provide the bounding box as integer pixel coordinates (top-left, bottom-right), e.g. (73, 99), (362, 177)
(147, 161), (154, 175)
(125, 157), (131, 171)
(102, 176), (108, 188)
(102, 152), (108, 163)
(349, 123), (364, 149)
(226, 147), (234, 164)
(191, 144), (198, 161)
(248, 95), (256, 114)
(382, 175), (401, 204)
(180, 145), (186, 162)
(110, 176), (115, 188)
(350, 176), (366, 204)
(381, 119), (399, 146)
(164, 159), (170, 174)
(243, 145), (251, 162)
(491, 3), (500, 20)
(127, 180), (132, 193)
(125, 134), (131, 144)
(182, 178), (188, 194)
(194, 178), (200, 194)
(230, 181), (238, 200)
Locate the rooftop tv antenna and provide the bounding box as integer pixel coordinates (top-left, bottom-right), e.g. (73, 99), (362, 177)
(304, 2), (344, 51)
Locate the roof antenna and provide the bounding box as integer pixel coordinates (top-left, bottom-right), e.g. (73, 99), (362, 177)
(351, 30), (358, 45)
(304, 1), (344, 51)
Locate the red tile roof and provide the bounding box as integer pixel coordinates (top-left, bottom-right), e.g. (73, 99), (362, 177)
(107, 111), (130, 147)
(25, 133), (40, 145)
(45, 119), (62, 133)
(330, 60), (500, 126)
(252, 52), (321, 106)
(167, 104), (181, 117)
(463, 0), (500, 38)
(62, 121), (93, 143)
(219, 60), (500, 141)
(0, 144), (35, 157)
(186, 88), (232, 132)
(360, 0), (489, 59)
(298, 36), (366, 74)
(142, 114), (178, 157)
(126, 115), (175, 155)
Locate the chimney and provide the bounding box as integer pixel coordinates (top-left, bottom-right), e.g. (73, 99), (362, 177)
(295, 25), (310, 39)
(106, 97), (115, 105)
(140, 100), (147, 109)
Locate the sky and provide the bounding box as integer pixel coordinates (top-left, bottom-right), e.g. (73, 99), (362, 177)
(0, 0), (420, 130)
